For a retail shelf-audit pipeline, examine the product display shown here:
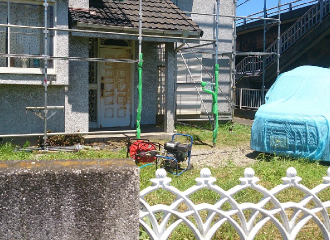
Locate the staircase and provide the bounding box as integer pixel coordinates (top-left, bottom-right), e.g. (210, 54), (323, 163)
(235, 0), (330, 83)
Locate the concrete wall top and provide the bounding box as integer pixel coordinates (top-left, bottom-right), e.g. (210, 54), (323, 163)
(0, 158), (139, 240)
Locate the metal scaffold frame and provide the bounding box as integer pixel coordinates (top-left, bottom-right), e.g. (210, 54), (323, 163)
(0, 0), (216, 146)
(175, 0), (282, 146)
(2, 0), (312, 145)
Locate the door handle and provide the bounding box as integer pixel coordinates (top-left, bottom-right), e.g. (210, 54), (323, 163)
(101, 82), (104, 97)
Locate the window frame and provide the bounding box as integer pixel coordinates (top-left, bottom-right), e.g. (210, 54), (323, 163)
(0, 0), (56, 74)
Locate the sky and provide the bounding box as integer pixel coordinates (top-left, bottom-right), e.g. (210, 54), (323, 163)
(236, 0), (315, 18)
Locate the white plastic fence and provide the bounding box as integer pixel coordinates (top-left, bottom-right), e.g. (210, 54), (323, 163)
(140, 167), (330, 240)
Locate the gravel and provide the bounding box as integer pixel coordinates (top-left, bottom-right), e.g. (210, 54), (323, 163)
(86, 140), (259, 169)
(190, 143), (258, 168)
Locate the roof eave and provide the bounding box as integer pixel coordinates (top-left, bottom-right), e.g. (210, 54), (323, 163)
(76, 22), (201, 39)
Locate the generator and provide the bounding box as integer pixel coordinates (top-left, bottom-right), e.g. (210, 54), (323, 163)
(128, 133), (193, 175)
(158, 133), (193, 175)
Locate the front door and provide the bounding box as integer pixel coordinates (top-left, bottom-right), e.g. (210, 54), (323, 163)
(99, 47), (132, 127)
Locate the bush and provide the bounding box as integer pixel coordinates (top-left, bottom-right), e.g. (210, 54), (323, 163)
(38, 131), (84, 147)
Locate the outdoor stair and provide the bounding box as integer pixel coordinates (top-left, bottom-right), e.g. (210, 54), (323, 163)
(235, 0), (330, 83)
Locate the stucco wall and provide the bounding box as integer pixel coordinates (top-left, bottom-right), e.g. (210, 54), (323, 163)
(66, 36), (89, 132)
(68, 0), (88, 9)
(133, 41), (159, 125)
(0, 0), (69, 135)
(0, 85), (65, 134)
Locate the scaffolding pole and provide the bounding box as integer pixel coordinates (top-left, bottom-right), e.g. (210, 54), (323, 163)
(0, 23), (214, 42)
(200, 0), (220, 147)
(261, 0), (267, 104)
(136, 0), (143, 139)
(43, 0), (49, 147)
(277, 0), (281, 77)
(2, 0), (285, 140)
(232, 0), (238, 122)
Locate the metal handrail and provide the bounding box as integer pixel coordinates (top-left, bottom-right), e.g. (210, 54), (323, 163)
(236, 0), (317, 25)
(235, 0), (330, 81)
(234, 88), (268, 109)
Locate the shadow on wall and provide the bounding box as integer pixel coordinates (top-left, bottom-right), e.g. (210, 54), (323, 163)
(172, 0), (193, 14)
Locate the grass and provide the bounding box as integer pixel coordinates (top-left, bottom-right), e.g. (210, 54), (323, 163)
(139, 123), (330, 240)
(0, 141), (127, 161)
(140, 156), (330, 240)
(175, 122), (251, 148)
(1, 123), (329, 239)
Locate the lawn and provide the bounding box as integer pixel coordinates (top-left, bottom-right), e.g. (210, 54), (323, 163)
(1, 122), (329, 239)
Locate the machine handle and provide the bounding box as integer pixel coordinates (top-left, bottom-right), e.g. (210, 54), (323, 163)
(171, 133), (193, 145)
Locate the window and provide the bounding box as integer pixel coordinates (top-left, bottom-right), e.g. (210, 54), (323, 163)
(0, 1), (55, 73)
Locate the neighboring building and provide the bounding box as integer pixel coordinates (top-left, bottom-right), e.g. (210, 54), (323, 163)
(166, 0), (235, 121)
(0, 0), (205, 135)
(235, 1), (330, 89)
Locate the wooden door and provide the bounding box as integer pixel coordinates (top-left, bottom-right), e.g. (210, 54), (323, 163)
(99, 47), (131, 127)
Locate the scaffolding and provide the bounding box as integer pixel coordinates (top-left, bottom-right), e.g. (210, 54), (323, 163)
(0, 0), (317, 147)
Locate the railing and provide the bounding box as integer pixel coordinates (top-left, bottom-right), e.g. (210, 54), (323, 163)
(140, 167), (330, 240)
(234, 88), (268, 109)
(236, 0), (318, 26)
(235, 56), (263, 80)
(236, 0), (330, 81)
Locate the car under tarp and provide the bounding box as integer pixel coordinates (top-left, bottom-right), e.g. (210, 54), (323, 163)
(251, 65), (330, 162)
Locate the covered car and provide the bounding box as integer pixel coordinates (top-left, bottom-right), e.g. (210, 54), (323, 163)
(251, 65), (330, 161)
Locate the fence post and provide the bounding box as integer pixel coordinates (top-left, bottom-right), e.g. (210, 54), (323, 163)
(240, 88), (243, 109)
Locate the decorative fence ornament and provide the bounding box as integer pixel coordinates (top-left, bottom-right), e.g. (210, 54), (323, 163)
(140, 167), (330, 240)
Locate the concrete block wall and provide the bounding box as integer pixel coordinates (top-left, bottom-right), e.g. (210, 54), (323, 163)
(0, 158), (140, 239)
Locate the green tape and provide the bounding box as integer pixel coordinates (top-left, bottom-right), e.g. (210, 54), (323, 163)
(201, 64), (219, 147)
(136, 53), (143, 139)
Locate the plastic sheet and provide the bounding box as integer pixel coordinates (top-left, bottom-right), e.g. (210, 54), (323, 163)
(251, 66), (330, 161)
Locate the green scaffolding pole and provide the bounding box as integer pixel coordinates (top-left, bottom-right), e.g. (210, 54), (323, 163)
(136, 53), (143, 139)
(201, 64), (219, 147)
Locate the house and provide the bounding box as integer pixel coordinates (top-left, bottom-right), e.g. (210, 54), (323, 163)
(167, 0), (235, 121)
(0, 0), (206, 136)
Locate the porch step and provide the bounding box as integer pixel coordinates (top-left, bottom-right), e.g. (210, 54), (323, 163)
(83, 130), (173, 143)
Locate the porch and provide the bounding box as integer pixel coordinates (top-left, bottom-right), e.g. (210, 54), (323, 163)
(84, 125), (173, 143)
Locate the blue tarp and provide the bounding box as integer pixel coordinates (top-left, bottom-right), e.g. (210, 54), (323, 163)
(251, 66), (330, 161)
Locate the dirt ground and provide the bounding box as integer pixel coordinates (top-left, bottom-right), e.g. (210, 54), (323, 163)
(190, 143), (259, 168)
(87, 140), (259, 168)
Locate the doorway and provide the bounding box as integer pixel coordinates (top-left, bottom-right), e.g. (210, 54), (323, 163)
(99, 46), (132, 128)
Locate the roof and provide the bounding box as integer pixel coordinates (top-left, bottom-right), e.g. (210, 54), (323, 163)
(69, 0), (203, 38)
